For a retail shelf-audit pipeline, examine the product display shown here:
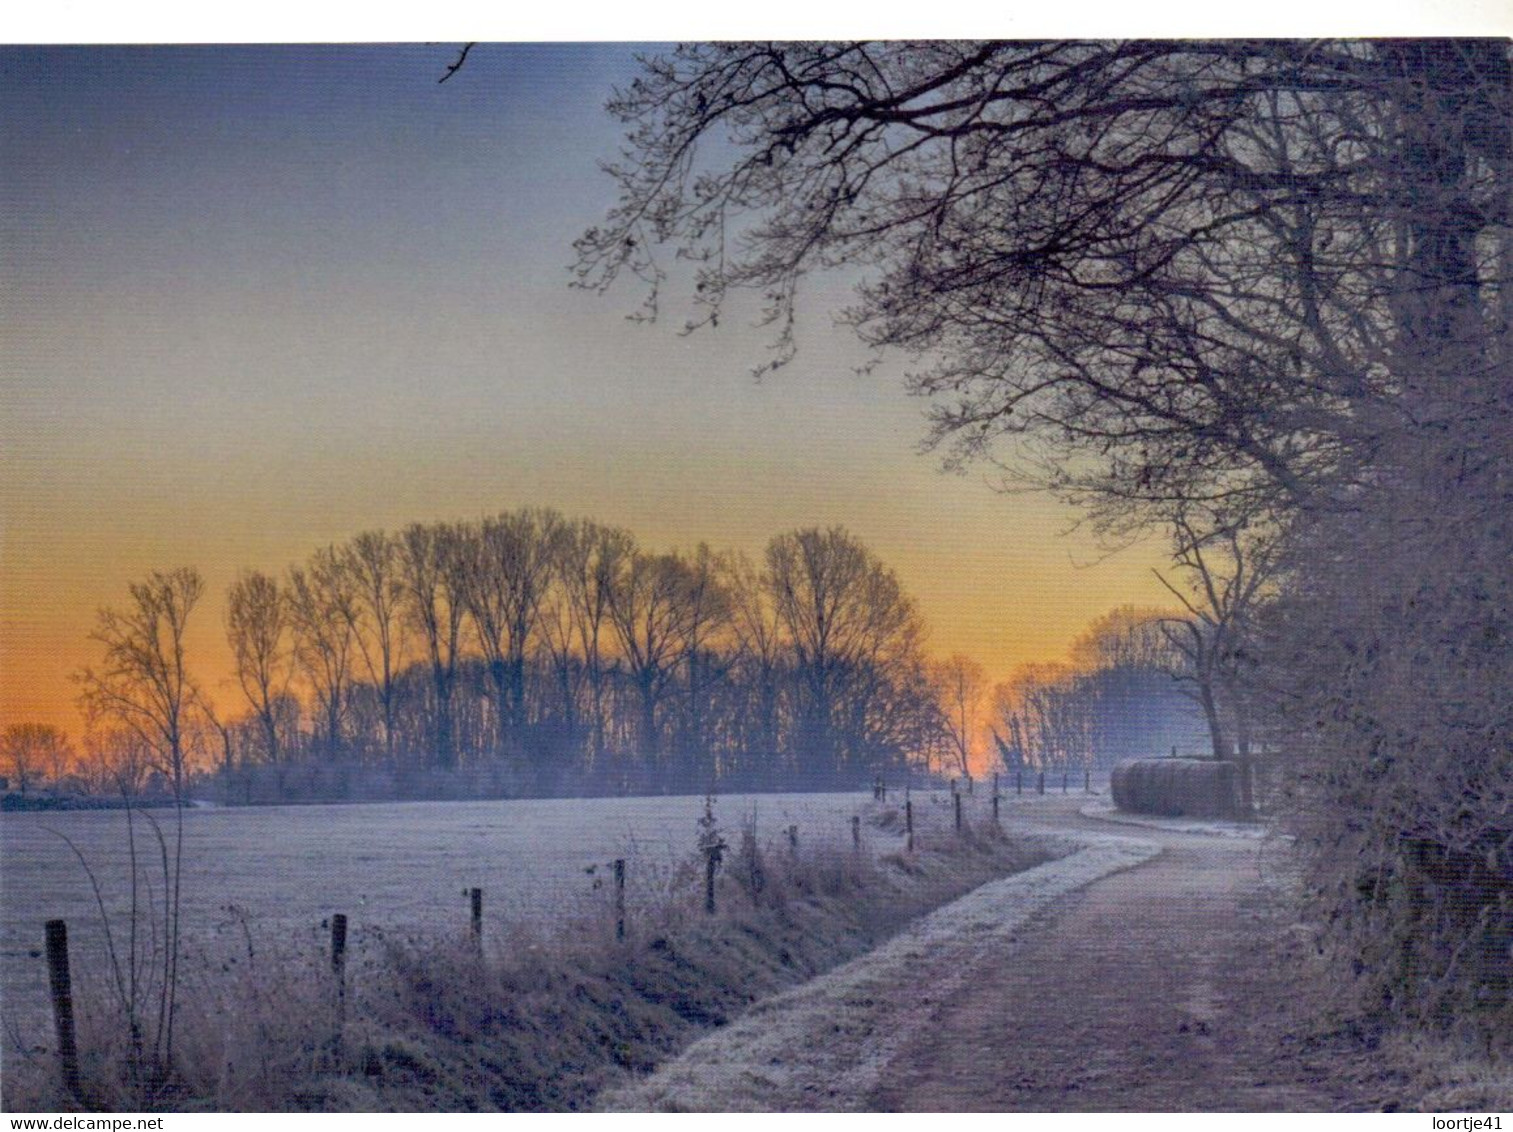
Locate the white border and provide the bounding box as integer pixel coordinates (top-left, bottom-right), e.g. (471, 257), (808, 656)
(3, 0), (1511, 44)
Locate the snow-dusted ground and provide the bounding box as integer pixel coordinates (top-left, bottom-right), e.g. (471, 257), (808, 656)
(1079, 800), (1274, 839)
(0, 789), (1017, 1021)
(599, 827), (1160, 1112)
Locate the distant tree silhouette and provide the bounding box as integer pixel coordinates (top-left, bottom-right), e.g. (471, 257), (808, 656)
(934, 653), (985, 782)
(726, 551), (789, 783)
(337, 530), (410, 764)
(550, 519), (635, 775)
(77, 567), (206, 798)
(668, 543), (736, 788)
(457, 508), (568, 760)
(1154, 515), (1275, 768)
(766, 526), (926, 786)
(286, 548), (358, 762)
(0, 722), (74, 794)
(399, 522), (469, 770)
(604, 545), (700, 776)
(226, 569), (295, 766)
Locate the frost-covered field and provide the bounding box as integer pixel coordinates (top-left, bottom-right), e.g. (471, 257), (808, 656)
(2, 788), (1023, 1022)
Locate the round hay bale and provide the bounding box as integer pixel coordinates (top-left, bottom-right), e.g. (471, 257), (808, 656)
(1110, 758), (1242, 819)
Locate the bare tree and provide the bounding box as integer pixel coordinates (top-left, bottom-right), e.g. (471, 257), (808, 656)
(934, 653), (985, 783)
(766, 527), (924, 785)
(196, 694), (237, 796)
(577, 41), (1508, 532)
(77, 568), (205, 798)
(0, 722), (74, 794)
(78, 726), (153, 797)
(286, 548), (358, 762)
(225, 569), (294, 766)
(669, 543), (734, 786)
(74, 566), (205, 1078)
(551, 519), (635, 772)
(1069, 606), (1181, 673)
(458, 508), (566, 758)
(728, 551), (789, 781)
(1154, 516), (1275, 783)
(399, 522), (469, 770)
(338, 530), (409, 764)
(1065, 606), (1203, 765)
(605, 547), (698, 774)
(994, 661), (1101, 773)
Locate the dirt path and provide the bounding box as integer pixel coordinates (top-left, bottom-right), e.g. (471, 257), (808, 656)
(603, 799), (1396, 1112)
(869, 811), (1365, 1111)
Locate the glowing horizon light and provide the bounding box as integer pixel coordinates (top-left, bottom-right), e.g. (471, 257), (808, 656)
(0, 44), (1175, 753)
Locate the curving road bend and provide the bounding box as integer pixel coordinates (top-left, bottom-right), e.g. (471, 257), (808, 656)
(602, 797), (1391, 1112)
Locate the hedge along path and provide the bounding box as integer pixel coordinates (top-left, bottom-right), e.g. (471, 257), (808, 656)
(598, 828), (1158, 1112)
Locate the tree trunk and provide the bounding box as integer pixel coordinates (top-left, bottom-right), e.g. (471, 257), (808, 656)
(1198, 679), (1227, 761)
(1230, 688), (1254, 811)
(434, 677), (455, 770)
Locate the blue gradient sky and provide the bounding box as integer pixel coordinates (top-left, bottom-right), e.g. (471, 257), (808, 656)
(1, 43), (1174, 734)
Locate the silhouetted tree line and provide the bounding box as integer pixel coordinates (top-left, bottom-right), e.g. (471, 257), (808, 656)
(992, 609), (1209, 774)
(34, 548), (1202, 807)
(217, 518), (949, 798)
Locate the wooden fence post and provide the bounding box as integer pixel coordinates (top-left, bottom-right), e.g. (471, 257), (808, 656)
(330, 913), (348, 974)
(954, 791), (963, 833)
(1038, 771), (1045, 795)
(1016, 770), (1023, 796)
(44, 920), (81, 1102)
(614, 858), (626, 941)
(852, 815), (861, 850)
(704, 846), (720, 914)
(1085, 769), (1092, 793)
(992, 787), (1000, 824)
(1063, 772), (1069, 794)
(329, 913), (348, 1045)
(469, 887), (483, 948)
(905, 798), (914, 852)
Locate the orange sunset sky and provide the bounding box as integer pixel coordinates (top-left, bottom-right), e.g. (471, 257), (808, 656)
(0, 44), (1175, 742)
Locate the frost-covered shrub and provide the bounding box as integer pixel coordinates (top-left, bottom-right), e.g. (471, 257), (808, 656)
(1265, 468), (1512, 1050)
